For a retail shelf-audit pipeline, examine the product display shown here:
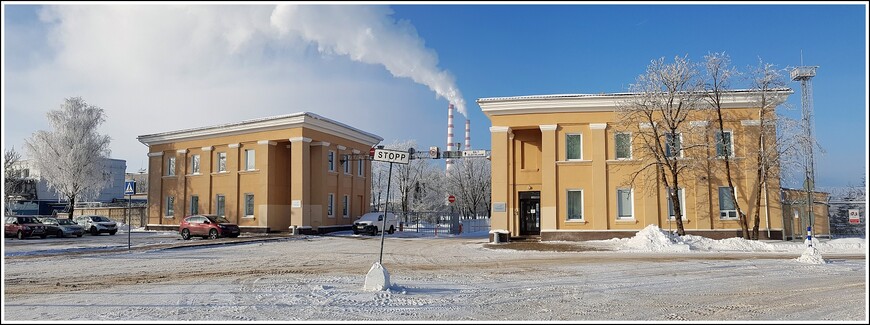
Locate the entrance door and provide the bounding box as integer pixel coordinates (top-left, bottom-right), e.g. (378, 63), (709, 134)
(519, 191), (541, 236)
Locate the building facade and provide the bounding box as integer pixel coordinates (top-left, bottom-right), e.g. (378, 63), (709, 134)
(137, 112), (382, 233)
(480, 89), (794, 241)
(780, 188), (830, 239)
(9, 158), (127, 215)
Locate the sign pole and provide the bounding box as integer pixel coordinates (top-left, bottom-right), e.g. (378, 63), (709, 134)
(379, 162), (393, 264)
(127, 193), (132, 250)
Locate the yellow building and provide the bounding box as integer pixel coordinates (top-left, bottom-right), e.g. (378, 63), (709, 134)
(137, 112), (382, 233)
(480, 89), (794, 241)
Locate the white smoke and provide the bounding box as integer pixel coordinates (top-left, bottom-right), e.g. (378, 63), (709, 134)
(269, 5), (467, 116)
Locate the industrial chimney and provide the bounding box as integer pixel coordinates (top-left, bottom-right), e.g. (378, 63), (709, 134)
(465, 119), (471, 150)
(446, 103), (454, 172)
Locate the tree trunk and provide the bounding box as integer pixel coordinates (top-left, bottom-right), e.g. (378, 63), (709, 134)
(67, 194), (76, 220)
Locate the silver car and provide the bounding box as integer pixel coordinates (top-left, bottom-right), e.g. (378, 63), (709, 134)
(74, 215), (118, 236)
(40, 217), (85, 238)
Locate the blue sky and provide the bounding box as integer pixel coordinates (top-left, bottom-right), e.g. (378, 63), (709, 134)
(2, 3), (867, 190)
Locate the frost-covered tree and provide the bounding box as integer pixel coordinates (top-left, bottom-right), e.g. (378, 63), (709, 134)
(444, 157), (491, 218)
(4, 147), (24, 215)
(615, 55), (706, 236)
(24, 97), (112, 219)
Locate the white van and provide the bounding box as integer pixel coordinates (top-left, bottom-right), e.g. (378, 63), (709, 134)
(353, 212), (398, 236)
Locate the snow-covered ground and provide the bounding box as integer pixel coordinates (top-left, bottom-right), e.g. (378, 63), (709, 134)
(2, 225), (867, 322)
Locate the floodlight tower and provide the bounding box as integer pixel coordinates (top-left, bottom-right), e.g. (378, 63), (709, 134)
(790, 63), (818, 240)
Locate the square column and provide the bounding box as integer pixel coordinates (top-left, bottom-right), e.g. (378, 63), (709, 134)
(540, 125), (558, 231)
(489, 126), (511, 233)
(289, 137), (312, 228)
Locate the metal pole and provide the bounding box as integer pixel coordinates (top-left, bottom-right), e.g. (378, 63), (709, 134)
(127, 194), (131, 250)
(379, 162), (393, 265)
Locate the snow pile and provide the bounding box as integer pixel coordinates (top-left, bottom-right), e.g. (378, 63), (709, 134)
(620, 224), (691, 252)
(815, 238), (866, 253)
(796, 247), (827, 264)
(363, 262), (391, 291)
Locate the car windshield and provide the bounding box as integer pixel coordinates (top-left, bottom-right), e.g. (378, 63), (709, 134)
(92, 216), (111, 222)
(18, 217), (40, 224)
(207, 216), (231, 224)
(57, 219), (75, 225)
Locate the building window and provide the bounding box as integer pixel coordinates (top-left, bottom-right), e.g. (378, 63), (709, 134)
(327, 193), (334, 217)
(244, 194), (254, 217)
(567, 189), (583, 220)
(167, 157), (176, 176)
(216, 194), (225, 217)
(566, 134), (582, 160)
(343, 154), (351, 174)
(245, 149), (255, 170)
(328, 151), (335, 172)
(166, 196), (174, 217)
(217, 152), (227, 172)
(190, 195), (199, 215)
(719, 187), (737, 219)
(358, 159), (364, 177)
(617, 188), (633, 219)
(343, 195), (349, 218)
(667, 188), (686, 220)
(191, 154), (200, 174)
(615, 132), (632, 159)
(715, 131), (733, 158)
(665, 132), (682, 158)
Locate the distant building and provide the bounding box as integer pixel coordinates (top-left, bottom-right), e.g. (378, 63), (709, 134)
(137, 112), (382, 233)
(780, 188), (831, 239)
(9, 158), (127, 214)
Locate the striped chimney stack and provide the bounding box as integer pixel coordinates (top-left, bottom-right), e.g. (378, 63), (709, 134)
(465, 119), (471, 150)
(446, 103), (454, 172)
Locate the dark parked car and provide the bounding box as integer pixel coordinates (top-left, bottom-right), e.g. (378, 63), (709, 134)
(40, 217), (85, 238)
(74, 215), (118, 235)
(179, 215), (240, 240)
(4, 216), (47, 239)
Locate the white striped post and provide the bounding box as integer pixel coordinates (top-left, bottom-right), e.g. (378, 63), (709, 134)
(806, 226), (813, 247)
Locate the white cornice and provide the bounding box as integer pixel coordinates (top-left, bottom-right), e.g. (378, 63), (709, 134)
(148, 152), (164, 157)
(138, 112), (383, 147)
(176, 149), (188, 154)
(201, 146), (213, 151)
(311, 141), (330, 147)
(490, 126), (511, 133)
(336, 145), (347, 150)
(741, 120), (761, 126)
(539, 125), (558, 131)
(689, 121), (709, 128)
(228, 143), (240, 149)
(589, 123), (607, 130)
(478, 89), (794, 117)
(289, 137), (312, 143)
(352, 149), (360, 154)
(257, 140), (277, 145)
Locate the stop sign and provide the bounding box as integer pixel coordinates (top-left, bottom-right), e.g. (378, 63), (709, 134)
(448, 195), (455, 203)
(369, 147), (376, 157)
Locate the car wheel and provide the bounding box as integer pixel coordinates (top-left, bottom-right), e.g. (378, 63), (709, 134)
(57, 229), (65, 238)
(17, 231), (23, 240)
(388, 226), (395, 234)
(109, 231), (117, 235)
(208, 229), (219, 240)
(76, 234), (83, 238)
(181, 228), (191, 240)
(90, 227), (99, 236)
(40, 234), (47, 239)
(370, 228), (377, 236)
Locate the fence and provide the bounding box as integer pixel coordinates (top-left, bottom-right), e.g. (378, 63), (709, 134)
(398, 211), (490, 236)
(65, 207), (148, 227)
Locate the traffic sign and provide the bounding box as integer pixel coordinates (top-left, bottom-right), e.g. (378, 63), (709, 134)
(124, 180), (136, 196)
(462, 150), (487, 158)
(429, 146), (441, 159)
(373, 148), (410, 164)
(849, 209), (860, 224)
(448, 195), (456, 203)
(442, 150), (462, 159)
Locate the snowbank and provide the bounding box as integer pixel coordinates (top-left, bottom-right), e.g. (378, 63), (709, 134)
(796, 247), (827, 264)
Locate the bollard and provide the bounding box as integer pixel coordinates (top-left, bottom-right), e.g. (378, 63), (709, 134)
(459, 223), (463, 234)
(493, 232), (501, 244)
(806, 226), (813, 247)
(399, 222), (403, 232)
(291, 225), (299, 236)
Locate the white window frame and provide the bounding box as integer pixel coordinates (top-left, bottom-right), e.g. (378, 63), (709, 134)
(566, 189), (584, 221)
(245, 149), (256, 171)
(667, 188), (687, 220)
(615, 132), (632, 160)
(719, 186), (738, 220)
(244, 193), (254, 217)
(167, 157), (176, 176)
(343, 154), (351, 174)
(358, 159), (364, 177)
(191, 154), (201, 174)
(715, 130), (734, 158)
(343, 195), (349, 218)
(665, 132), (683, 158)
(166, 196), (175, 217)
(328, 151), (335, 172)
(217, 152), (227, 172)
(327, 193), (334, 218)
(565, 133), (583, 161)
(616, 188), (634, 219)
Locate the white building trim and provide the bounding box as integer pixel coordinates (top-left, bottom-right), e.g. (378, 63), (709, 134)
(539, 124), (558, 131)
(148, 152), (164, 157)
(589, 123), (607, 130)
(257, 140), (277, 145)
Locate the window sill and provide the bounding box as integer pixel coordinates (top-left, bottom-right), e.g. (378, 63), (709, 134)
(164, 216), (174, 219)
(343, 215), (349, 219)
(162, 175), (178, 179)
(327, 215), (335, 219)
(556, 160), (592, 166)
(606, 159), (636, 163)
(666, 219), (689, 223)
(211, 171), (230, 175)
(565, 219), (586, 224)
(239, 169), (260, 175)
(615, 218), (637, 224)
(186, 173), (203, 177)
(243, 216), (254, 219)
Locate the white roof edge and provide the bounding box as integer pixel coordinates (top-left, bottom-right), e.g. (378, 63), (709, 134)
(477, 88), (793, 103)
(137, 112), (383, 147)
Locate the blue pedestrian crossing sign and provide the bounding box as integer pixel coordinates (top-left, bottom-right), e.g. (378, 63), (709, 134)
(124, 180), (136, 196)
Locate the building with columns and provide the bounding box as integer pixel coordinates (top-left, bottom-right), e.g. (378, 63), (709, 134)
(480, 89), (793, 241)
(137, 112), (382, 233)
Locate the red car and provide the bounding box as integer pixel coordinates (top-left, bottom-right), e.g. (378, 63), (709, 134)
(5, 216), (48, 239)
(179, 214), (240, 240)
